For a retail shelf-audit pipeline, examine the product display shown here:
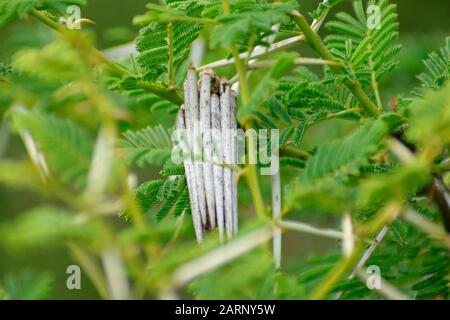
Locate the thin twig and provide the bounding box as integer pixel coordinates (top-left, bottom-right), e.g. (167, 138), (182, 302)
(351, 226), (389, 278)
(433, 177), (450, 232)
(85, 124), (115, 201)
(30, 9), (183, 105)
(271, 163), (282, 269)
(279, 220), (344, 240)
(389, 138), (416, 164)
(335, 226), (389, 299)
(402, 208), (450, 248)
(290, 10), (380, 116)
(197, 14), (327, 71)
(309, 204), (400, 300)
(354, 268), (410, 300)
(341, 214), (355, 257)
(101, 248), (133, 300)
(247, 57), (343, 70)
(68, 243), (110, 300)
(171, 226), (272, 287)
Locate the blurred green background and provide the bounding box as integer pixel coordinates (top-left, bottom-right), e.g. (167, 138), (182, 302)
(0, 0), (449, 299)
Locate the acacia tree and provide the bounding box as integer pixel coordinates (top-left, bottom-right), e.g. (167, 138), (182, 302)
(0, 0), (449, 300)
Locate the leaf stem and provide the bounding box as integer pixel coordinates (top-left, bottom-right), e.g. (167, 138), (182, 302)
(280, 146), (311, 159)
(278, 220), (344, 240)
(30, 9), (183, 105)
(231, 46), (250, 104)
(368, 46), (383, 111)
(247, 57), (343, 70)
(309, 204), (401, 299)
(308, 241), (364, 300)
(167, 23), (175, 86)
(290, 11), (381, 117)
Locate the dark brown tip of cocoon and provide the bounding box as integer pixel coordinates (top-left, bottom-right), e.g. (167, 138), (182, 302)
(200, 68), (215, 77)
(211, 76), (221, 95)
(220, 77), (229, 94)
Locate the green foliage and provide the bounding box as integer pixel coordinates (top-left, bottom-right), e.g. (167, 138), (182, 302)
(300, 119), (388, 187)
(415, 37), (450, 93)
(357, 164), (429, 210)
(160, 163), (185, 176)
(120, 124), (173, 167)
(0, 62), (12, 76)
(155, 175), (190, 221)
(125, 164), (190, 222)
(0, 270), (54, 300)
(210, 0), (297, 49)
(134, 0), (209, 81)
(405, 82), (450, 147)
(254, 63), (364, 157)
(243, 52), (297, 117)
(0, 207), (93, 250)
(293, 122), (306, 147)
(311, 0), (345, 19)
(286, 119), (390, 213)
(108, 76), (179, 113)
(297, 220), (450, 300)
(0, 0), (86, 29)
(0, 0), (448, 301)
(12, 41), (86, 83)
(0, 160), (43, 191)
(11, 110), (93, 188)
(133, 179), (164, 216)
(190, 249), (278, 299)
(325, 0), (401, 83)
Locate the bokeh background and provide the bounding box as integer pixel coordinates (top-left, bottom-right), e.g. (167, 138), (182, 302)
(0, 0), (449, 299)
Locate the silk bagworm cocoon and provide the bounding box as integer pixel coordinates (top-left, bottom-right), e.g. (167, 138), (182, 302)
(186, 69), (208, 228)
(200, 69), (216, 229)
(220, 78), (234, 239)
(211, 93), (225, 242)
(182, 70), (238, 242)
(177, 106), (203, 242)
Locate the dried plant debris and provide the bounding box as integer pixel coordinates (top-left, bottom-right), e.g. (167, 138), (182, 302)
(177, 68), (238, 243)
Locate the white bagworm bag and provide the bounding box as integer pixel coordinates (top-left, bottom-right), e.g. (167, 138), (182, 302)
(177, 68), (238, 243)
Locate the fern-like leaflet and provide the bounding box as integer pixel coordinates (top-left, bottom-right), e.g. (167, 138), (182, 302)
(134, 0), (210, 82)
(124, 164), (191, 222)
(325, 0), (401, 84)
(415, 37), (450, 93)
(0, 0), (86, 29)
(11, 110), (93, 188)
(120, 125), (173, 167)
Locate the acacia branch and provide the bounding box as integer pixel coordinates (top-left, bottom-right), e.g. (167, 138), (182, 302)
(246, 57), (343, 70)
(272, 165), (282, 269)
(403, 208), (450, 248)
(309, 204), (401, 299)
(171, 226), (273, 287)
(279, 220), (344, 240)
(290, 11), (380, 117)
(354, 268), (410, 300)
(197, 13), (327, 71)
(30, 9), (183, 106)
